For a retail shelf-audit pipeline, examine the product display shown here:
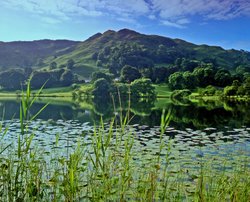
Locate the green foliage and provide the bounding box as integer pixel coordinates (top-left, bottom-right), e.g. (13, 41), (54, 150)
(66, 59), (75, 69)
(182, 71), (198, 89)
(60, 70), (74, 86)
(224, 86), (238, 96)
(153, 84), (172, 97)
(222, 76), (250, 96)
(152, 66), (177, 83)
(130, 98), (155, 116)
(1, 29), (250, 91)
(30, 69), (76, 89)
(201, 85), (217, 96)
(232, 80), (241, 87)
(92, 78), (112, 99)
(243, 77), (250, 95)
(115, 83), (129, 97)
(49, 61), (57, 69)
(31, 71), (54, 88)
(120, 65), (141, 83)
(214, 69), (232, 87)
(237, 85), (246, 96)
(87, 30), (250, 72)
(0, 40), (78, 69)
(180, 58), (200, 71)
(168, 66), (236, 91)
(0, 85), (250, 201)
(0, 69), (26, 90)
(130, 78), (156, 98)
(168, 72), (184, 90)
(171, 89), (192, 100)
(140, 67), (153, 79)
(91, 71), (114, 83)
(193, 66), (216, 87)
(1, 29), (250, 93)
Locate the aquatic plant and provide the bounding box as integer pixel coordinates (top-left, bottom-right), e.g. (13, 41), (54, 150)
(0, 83), (249, 201)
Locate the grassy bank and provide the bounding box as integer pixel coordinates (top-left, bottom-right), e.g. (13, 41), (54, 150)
(153, 84), (172, 98)
(0, 86), (73, 98)
(0, 83), (170, 98)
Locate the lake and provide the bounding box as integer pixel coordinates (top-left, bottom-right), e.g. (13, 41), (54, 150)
(0, 97), (249, 158)
(0, 97), (249, 200)
(0, 97), (250, 129)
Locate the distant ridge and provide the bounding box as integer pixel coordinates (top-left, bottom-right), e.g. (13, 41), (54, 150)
(0, 28), (249, 74)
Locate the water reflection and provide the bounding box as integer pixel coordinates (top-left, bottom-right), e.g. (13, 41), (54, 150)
(0, 97), (250, 130)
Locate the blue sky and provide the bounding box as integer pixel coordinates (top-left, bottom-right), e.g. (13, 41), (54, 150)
(0, 0), (250, 51)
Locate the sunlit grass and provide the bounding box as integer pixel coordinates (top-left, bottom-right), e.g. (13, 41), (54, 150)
(153, 84), (172, 98)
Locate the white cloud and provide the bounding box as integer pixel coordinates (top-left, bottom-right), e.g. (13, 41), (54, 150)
(176, 18), (190, 25)
(116, 17), (138, 24)
(1, 0), (149, 25)
(161, 20), (185, 28)
(1, 0), (250, 27)
(148, 14), (156, 20)
(151, 0), (250, 27)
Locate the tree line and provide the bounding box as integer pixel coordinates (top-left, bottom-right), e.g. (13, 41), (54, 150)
(90, 57), (250, 100)
(0, 59), (82, 90)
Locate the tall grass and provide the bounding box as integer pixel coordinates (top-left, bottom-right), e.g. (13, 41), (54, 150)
(0, 83), (249, 201)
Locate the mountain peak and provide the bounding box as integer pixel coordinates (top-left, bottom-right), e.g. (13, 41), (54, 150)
(103, 30), (116, 35)
(117, 28), (139, 35)
(86, 32), (102, 42)
(116, 28), (140, 40)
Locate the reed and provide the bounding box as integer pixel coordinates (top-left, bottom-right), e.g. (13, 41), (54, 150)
(0, 83), (249, 201)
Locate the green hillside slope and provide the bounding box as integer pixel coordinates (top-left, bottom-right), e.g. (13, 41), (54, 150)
(53, 29), (250, 74)
(0, 40), (79, 69)
(1, 29), (250, 78)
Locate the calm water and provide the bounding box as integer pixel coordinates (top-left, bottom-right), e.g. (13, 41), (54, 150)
(0, 98), (250, 129)
(0, 98), (249, 164)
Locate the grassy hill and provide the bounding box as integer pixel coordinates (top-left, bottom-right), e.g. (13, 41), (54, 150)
(0, 39), (79, 70)
(1, 29), (250, 78)
(53, 29), (250, 74)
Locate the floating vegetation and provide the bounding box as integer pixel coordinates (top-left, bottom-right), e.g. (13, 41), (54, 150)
(0, 118), (250, 201)
(0, 83), (249, 201)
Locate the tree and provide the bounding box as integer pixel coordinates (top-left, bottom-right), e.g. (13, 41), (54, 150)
(152, 66), (176, 83)
(115, 83), (129, 98)
(60, 70), (74, 86)
(174, 58), (182, 67)
(182, 71), (198, 89)
(193, 67), (215, 87)
(50, 62), (57, 70)
(31, 71), (54, 89)
(0, 69), (26, 90)
(181, 59), (199, 71)
(224, 86), (237, 96)
(171, 89), (192, 100)
(67, 59), (75, 69)
(237, 86), (246, 96)
(232, 80), (240, 87)
(201, 85), (216, 96)
(214, 69), (232, 87)
(130, 78), (156, 98)
(91, 71), (114, 83)
(120, 65), (141, 83)
(168, 72), (184, 90)
(243, 77), (250, 95)
(92, 78), (112, 99)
